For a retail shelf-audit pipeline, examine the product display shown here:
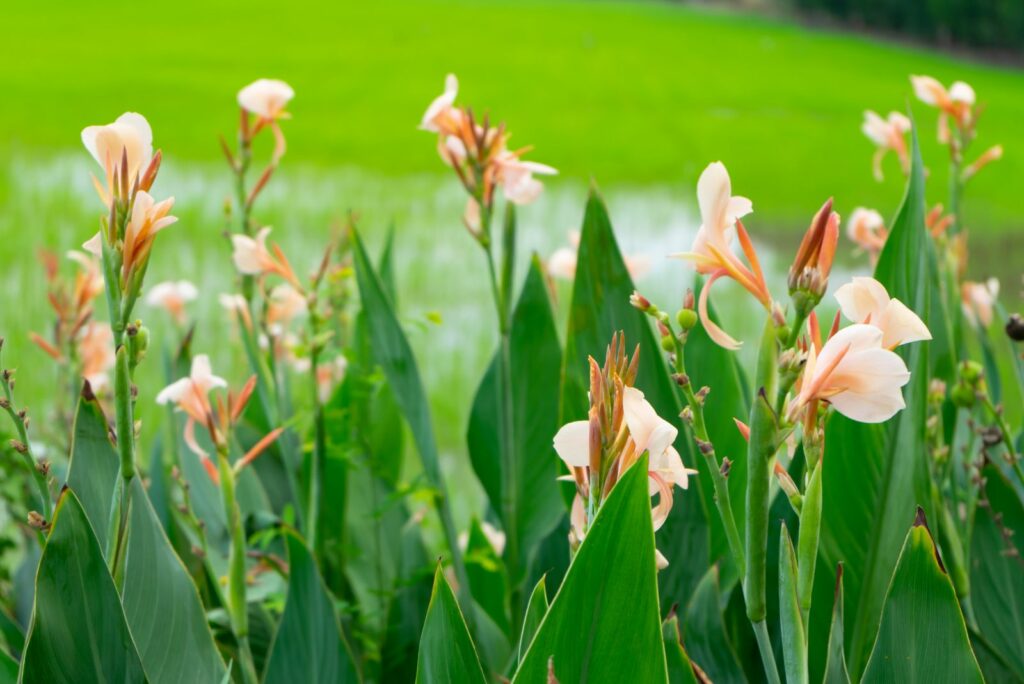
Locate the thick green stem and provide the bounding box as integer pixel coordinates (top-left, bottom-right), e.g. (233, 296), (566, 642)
(306, 311), (327, 553)
(796, 460), (822, 631)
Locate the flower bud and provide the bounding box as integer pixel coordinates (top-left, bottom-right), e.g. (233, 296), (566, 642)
(676, 309), (697, 330)
(1007, 313), (1024, 342)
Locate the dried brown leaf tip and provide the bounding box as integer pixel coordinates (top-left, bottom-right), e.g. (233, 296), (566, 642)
(913, 506), (947, 573)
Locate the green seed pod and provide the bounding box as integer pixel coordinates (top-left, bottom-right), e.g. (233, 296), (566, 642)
(676, 309), (698, 330)
(660, 334), (675, 352)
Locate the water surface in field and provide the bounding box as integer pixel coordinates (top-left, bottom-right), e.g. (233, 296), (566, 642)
(1, 154), (1020, 522)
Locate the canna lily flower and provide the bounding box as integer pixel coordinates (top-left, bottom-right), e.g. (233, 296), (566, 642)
(231, 227), (302, 288)
(145, 280), (198, 325)
(846, 208), (888, 261)
(862, 110), (911, 181)
(315, 355), (349, 403)
(219, 293), (252, 329)
(81, 112), (154, 201)
(66, 250), (105, 306)
(266, 283), (308, 334)
(547, 231), (650, 281)
(78, 322), (115, 391)
(420, 74), (461, 133)
(493, 152), (559, 205)
(238, 79), (294, 120)
(84, 191), (178, 280)
(834, 277), (931, 349)
(156, 354), (227, 424)
(238, 79), (294, 164)
(910, 75), (975, 141)
(671, 162), (770, 350)
(962, 144), (1003, 182)
(791, 323), (911, 424)
(961, 278), (999, 328)
(788, 198), (839, 307)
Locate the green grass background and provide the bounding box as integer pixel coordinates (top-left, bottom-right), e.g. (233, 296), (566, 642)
(2, 0), (1023, 230)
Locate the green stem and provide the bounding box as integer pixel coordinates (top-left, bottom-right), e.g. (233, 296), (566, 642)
(306, 311), (327, 554)
(672, 331), (745, 575)
(753, 619), (782, 684)
(218, 447), (257, 684)
(482, 203), (523, 627)
(796, 460), (822, 632)
(980, 394), (1024, 488)
(0, 374), (52, 519)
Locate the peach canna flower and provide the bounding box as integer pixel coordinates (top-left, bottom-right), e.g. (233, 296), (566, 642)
(961, 278), (999, 328)
(266, 283), (308, 334)
(846, 208), (888, 261)
(547, 231), (650, 281)
(792, 323), (911, 424)
(911, 75), (975, 141)
(156, 354), (228, 424)
(81, 112), (153, 199)
(493, 153), (559, 205)
(79, 322), (115, 391)
(84, 191), (177, 280)
(671, 162), (770, 350)
(420, 74), (461, 133)
(238, 79), (294, 120)
(231, 227), (301, 288)
(834, 277), (931, 349)
(862, 111), (911, 181)
(145, 280), (198, 324)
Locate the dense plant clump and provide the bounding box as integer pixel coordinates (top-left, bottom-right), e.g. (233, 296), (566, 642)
(0, 71), (1019, 683)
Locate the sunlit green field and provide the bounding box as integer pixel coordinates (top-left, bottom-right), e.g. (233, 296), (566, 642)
(1, 0), (1022, 520)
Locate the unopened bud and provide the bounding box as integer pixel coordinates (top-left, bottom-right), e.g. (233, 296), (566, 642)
(9, 440), (27, 454)
(696, 439), (714, 455)
(682, 289), (695, 311)
(679, 406), (693, 424)
(672, 373), (690, 387)
(0, 398), (8, 410)
(774, 462), (803, 513)
(27, 511), (48, 531)
(928, 379), (947, 404)
(695, 386), (710, 403)
(1007, 313), (1024, 342)
(629, 291), (651, 312)
(36, 459), (50, 476)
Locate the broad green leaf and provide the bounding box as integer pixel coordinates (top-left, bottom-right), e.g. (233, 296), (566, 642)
(381, 522), (433, 684)
(64, 390), (119, 553)
(862, 511), (982, 682)
(778, 524), (807, 684)
(817, 124), (935, 678)
(560, 190), (709, 605)
(20, 489), (146, 683)
(263, 531), (359, 684)
(467, 257), (564, 588)
(514, 457), (668, 683)
(517, 576), (548, 666)
(683, 566), (744, 684)
(122, 477), (226, 683)
(0, 650), (16, 684)
(416, 566), (487, 684)
(970, 465), (1024, 680)
(464, 518), (511, 637)
(351, 227), (469, 606)
(823, 565), (851, 684)
(662, 615), (699, 684)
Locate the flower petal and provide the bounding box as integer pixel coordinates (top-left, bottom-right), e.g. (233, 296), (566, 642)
(553, 420), (591, 468)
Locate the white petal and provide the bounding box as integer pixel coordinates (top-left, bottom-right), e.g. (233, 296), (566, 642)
(156, 377), (190, 405)
(834, 276), (890, 324)
(553, 420), (591, 468)
(623, 387), (677, 459)
(547, 247), (577, 280)
(696, 162), (732, 239)
(879, 298), (931, 348)
(949, 81), (975, 105)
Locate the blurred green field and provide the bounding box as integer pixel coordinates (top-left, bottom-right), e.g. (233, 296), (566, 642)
(2, 0), (1023, 230)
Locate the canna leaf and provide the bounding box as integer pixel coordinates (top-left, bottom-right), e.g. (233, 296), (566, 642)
(816, 123), (937, 679)
(662, 614), (700, 684)
(467, 256), (564, 591)
(561, 189), (710, 606)
(823, 565), (851, 684)
(416, 565), (487, 684)
(122, 477), (227, 683)
(263, 531), (360, 683)
(683, 566), (745, 684)
(64, 389), (119, 554)
(862, 510), (982, 682)
(517, 576), (549, 667)
(778, 523), (808, 684)
(514, 456), (668, 684)
(19, 489), (146, 683)
(969, 464), (1024, 680)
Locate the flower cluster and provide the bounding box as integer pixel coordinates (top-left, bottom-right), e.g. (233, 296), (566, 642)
(552, 334), (696, 567)
(419, 74), (557, 240)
